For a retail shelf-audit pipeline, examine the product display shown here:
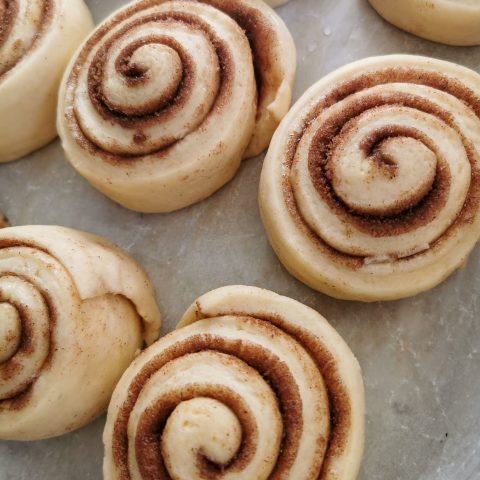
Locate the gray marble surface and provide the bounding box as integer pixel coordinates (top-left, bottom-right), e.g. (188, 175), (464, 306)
(2, 0), (480, 479)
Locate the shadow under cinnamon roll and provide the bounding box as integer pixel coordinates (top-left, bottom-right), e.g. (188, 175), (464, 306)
(57, 0), (296, 213)
(259, 55), (480, 301)
(0, 225), (161, 440)
(103, 285), (364, 480)
(0, 0), (93, 162)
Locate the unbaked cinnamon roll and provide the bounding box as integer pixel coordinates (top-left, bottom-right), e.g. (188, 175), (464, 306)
(0, 225), (161, 440)
(0, 0), (93, 162)
(260, 55), (480, 301)
(103, 285), (365, 480)
(57, 0), (296, 213)
(265, 0), (289, 6)
(369, 0), (480, 46)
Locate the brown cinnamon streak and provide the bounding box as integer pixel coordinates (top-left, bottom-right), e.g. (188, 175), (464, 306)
(0, 0), (53, 78)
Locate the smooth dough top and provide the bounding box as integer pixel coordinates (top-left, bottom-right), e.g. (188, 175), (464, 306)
(369, 0), (480, 45)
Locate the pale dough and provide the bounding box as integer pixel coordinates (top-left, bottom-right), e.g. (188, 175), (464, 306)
(0, 0), (93, 162)
(0, 226), (161, 440)
(369, 0), (480, 46)
(260, 55), (480, 301)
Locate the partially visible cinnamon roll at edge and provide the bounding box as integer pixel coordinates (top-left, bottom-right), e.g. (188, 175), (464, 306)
(0, 0), (93, 162)
(369, 0), (480, 46)
(0, 225), (161, 440)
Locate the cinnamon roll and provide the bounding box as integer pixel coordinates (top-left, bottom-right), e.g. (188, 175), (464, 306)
(259, 55), (480, 301)
(0, 215), (8, 228)
(0, 225), (161, 440)
(57, 0), (296, 213)
(103, 285), (365, 480)
(369, 0), (480, 46)
(0, 0), (93, 162)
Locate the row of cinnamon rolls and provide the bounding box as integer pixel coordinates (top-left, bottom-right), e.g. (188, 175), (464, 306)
(2, 0), (478, 164)
(2, 0), (480, 302)
(0, 224), (364, 480)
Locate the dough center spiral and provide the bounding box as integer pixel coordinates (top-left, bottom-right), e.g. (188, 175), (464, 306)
(0, 270), (51, 401)
(288, 72), (477, 260)
(105, 41), (184, 115)
(0, 302), (21, 363)
(161, 397), (243, 473)
(326, 108), (438, 217)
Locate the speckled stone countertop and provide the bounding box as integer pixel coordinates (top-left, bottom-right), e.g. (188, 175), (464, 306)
(1, 1), (480, 479)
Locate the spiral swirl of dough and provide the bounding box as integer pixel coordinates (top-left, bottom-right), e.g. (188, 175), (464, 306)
(259, 55), (480, 301)
(0, 226), (161, 440)
(369, 0), (480, 46)
(58, 0), (295, 213)
(0, 0), (93, 162)
(103, 285), (364, 480)
(265, 0), (289, 6)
